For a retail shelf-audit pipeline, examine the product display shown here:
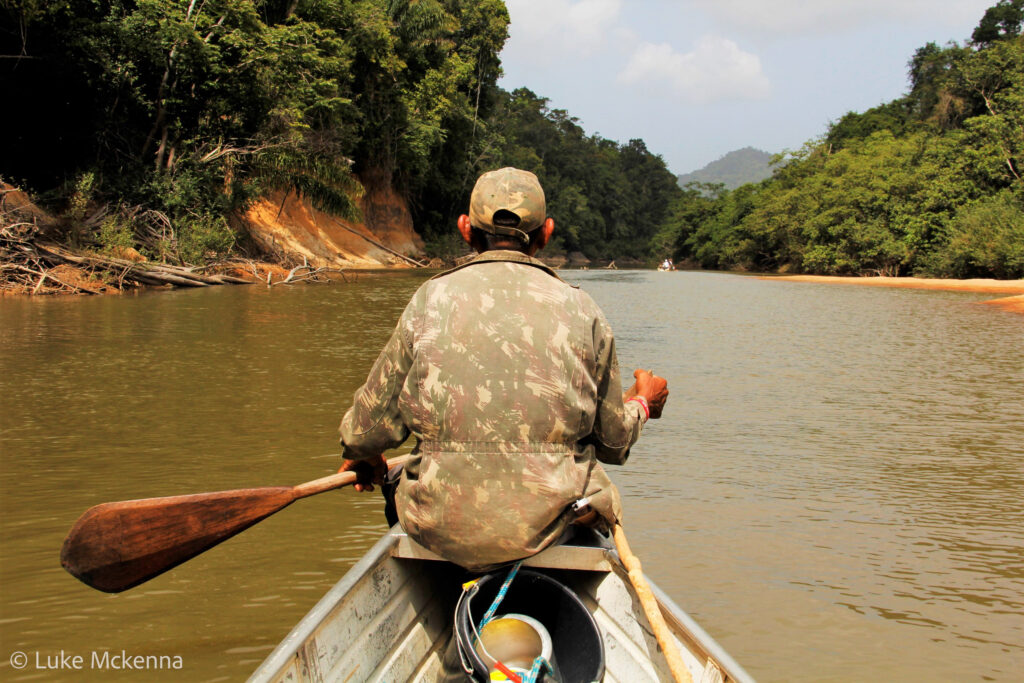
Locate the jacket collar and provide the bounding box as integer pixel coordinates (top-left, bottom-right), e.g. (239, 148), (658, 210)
(431, 249), (570, 284)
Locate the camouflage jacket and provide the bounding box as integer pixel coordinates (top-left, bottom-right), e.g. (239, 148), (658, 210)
(339, 250), (646, 570)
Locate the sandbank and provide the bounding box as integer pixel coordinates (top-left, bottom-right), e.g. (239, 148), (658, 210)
(759, 275), (1024, 315)
(979, 294), (1024, 314)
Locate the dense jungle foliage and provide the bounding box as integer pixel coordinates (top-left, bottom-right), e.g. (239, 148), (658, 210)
(665, 1), (1024, 278)
(2, 1), (1021, 274)
(1, 0), (678, 263)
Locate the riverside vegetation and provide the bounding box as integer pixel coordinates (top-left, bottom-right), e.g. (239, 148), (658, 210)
(1, 0), (1022, 294)
(1, 0), (677, 292)
(660, 1), (1024, 279)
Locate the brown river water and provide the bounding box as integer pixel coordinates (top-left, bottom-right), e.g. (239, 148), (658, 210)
(1, 270), (1022, 682)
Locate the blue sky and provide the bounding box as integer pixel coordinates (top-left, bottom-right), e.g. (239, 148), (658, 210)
(498, 0), (996, 174)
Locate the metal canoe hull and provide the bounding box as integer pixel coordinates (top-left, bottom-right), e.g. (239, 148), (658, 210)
(248, 528), (754, 683)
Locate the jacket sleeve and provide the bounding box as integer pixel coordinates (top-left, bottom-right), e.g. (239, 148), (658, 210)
(338, 307), (414, 460)
(587, 310), (646, 465)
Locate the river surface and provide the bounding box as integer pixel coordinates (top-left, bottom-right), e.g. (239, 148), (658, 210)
(1, 270), (1022, 682)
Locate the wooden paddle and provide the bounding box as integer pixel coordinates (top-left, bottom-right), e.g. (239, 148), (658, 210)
(613, 523), (694, 683)
(60, 454), (412, 593)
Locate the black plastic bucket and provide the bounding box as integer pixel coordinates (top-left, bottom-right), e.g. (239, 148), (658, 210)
(454, 569), (604, 682)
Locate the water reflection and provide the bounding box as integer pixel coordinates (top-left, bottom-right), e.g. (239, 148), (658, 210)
(1, 270), (1022, 681)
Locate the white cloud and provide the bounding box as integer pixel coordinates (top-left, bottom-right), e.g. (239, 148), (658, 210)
(691, 0), (994, 35)
(503, 0), (623, 56)
(618, 36), (771, 103)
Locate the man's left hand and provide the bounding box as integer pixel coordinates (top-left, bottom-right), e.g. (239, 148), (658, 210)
(339, 454), (387, 492)
(628, 369), (669, 419)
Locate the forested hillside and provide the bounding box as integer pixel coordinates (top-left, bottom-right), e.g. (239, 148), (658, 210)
(3, 1), (1021, 277)
(1, 0), (680, 266)
(488, 89), (680, 261)
(666, 1), (1024, 278)
(676, 147), (774, 190)
(2, 0), (511, 263)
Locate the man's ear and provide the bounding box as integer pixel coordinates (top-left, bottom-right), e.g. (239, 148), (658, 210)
(540, 217), (555, 246)
(528, 217), (555, 255)
(457, 214), (472, 244)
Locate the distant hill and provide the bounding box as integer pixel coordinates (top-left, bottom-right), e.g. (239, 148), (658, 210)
(677, 147), (775, 190)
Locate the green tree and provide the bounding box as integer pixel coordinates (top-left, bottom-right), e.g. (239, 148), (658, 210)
(934, 190), (1024, 278)
(971, 0), (1024, 46)
(952, 36), (1024, 188)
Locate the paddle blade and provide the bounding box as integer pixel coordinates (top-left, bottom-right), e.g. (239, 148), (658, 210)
(60, 486), (296, 593)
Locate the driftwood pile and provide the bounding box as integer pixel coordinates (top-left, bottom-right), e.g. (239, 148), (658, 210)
(1, 220), (254, 295)
(44, 243), (255, 288)
(1, 186), (353, 295)
(264, 259), (350, 286)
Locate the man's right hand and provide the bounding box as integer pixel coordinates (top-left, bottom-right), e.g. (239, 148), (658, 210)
(626, 369), (669, 419)
(339, 454), (387, 492)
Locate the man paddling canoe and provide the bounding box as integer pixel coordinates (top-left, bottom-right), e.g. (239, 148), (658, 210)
(339, 167), (668, 571)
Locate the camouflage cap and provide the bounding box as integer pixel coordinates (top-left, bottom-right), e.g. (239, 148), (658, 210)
(469, 167), (546, 241)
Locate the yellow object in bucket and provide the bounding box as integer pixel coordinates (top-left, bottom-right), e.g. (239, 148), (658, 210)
(475, 613), (552, 679)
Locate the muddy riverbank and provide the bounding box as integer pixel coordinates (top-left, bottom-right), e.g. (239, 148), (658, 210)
(1, 180), (423, 297)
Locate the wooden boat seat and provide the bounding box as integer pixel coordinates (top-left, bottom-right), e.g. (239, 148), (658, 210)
(390, 528), (616, 572)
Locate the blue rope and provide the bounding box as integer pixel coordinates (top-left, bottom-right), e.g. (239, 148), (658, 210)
(480, 561), (522, 627)
(476, 562), (556, 682)
(523, 654), (553, 683)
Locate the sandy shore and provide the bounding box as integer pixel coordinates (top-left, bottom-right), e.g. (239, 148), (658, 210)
(978, 294), (1024, 314)
(760, 275), (1024, 315)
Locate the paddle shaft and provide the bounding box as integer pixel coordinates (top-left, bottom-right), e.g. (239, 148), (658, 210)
(61, 454), (412, 593)
(613, 523), (694, 683)
(292, 455), (409, 498)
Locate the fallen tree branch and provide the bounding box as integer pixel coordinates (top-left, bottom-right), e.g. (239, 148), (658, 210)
(328, 217), (427, 267)
(34, 243), (254, 288)
(268, 260), (346, 286)
(5, 263), (103, 295)
(32, 271), (48, 295)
